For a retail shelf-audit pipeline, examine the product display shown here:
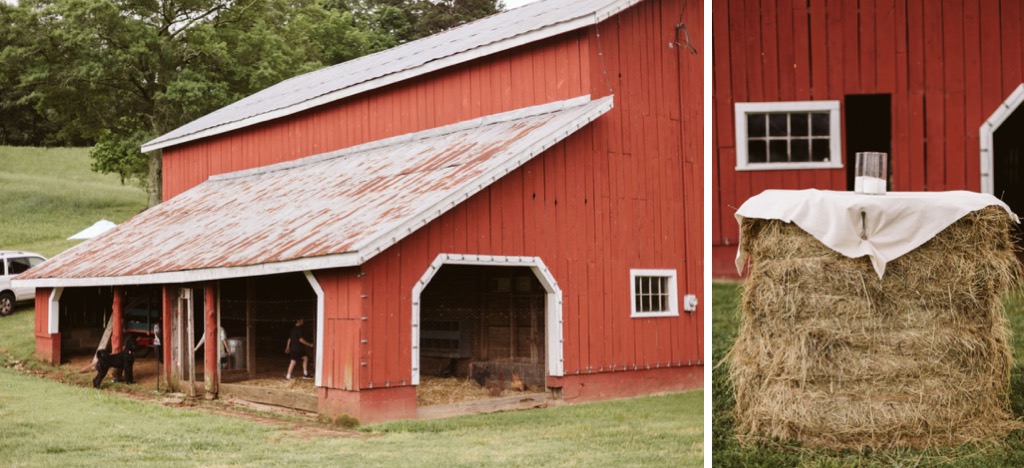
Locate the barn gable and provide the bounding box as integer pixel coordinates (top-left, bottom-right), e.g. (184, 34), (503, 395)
(17, 96), (611, 287)
(141, 0), (640, 152)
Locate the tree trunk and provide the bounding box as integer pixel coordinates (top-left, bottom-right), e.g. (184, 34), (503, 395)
(147, 150), (162, 207)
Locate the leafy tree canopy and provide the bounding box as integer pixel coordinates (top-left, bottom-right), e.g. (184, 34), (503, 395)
(0, 0), (502, 205)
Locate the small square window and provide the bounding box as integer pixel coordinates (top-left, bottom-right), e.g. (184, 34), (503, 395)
(630, 269), (678, 318)
(734, 101), (843, 171)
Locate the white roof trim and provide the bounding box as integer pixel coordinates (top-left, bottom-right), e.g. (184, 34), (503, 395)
(141, 0), (639, 152)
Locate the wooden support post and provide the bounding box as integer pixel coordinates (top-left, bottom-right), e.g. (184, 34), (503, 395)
(111, 286), (124, 352)
(242, 276), (252, 378)
(161, 285), (175, 389)
(204, 282), (218, 399)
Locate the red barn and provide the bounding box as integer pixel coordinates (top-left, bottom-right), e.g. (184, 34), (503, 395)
(713, 0), (1024, 278)
(17, 0), (703, 422)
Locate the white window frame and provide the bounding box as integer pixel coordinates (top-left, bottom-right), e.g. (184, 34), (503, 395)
(630, 269), (679, 318)
(734, 100), (844, 171)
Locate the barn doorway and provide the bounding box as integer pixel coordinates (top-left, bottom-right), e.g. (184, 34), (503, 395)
(57, 285), (165, 388)
(844, 94), (892, 191)
(413, 255), (564, 409)
(993, 102), (1024, 221)
(215, 273), (319, 410)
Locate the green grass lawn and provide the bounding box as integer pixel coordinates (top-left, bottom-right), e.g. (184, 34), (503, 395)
(712, 281), (1024, 466)
(0, 304), (701, 466)
(0, 146), (147, 257)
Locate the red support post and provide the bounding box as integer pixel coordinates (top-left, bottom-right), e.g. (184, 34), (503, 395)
(204, 282), (218, 398)
(112, 286), (124, 352)
(161, 285), (174, 384)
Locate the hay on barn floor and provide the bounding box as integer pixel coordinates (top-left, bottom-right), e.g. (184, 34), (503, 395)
(416, 376), (496, 406)
(730, 206), (1023, 449)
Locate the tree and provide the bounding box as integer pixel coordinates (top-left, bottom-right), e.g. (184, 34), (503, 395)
(2, 0), (502, 206)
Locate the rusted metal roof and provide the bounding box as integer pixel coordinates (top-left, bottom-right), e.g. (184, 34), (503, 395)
(141, 0), (639, 152)
(18, 96), (612, 287)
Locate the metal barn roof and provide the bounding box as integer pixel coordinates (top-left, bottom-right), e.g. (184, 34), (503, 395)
(140, 0), (638, 152)
(18, 96), (612, 287)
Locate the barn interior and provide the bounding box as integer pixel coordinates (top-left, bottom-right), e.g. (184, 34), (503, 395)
(59, 284), (163, 360)
(218, 273), (317, 393)
(417, 265), (547, 405)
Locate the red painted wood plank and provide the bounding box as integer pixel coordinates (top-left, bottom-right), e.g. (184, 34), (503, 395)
(808, 0), (828, 99)
(906, 0), (927, 190)
(943, 0), (967, 190)
(826, 0), (846, 97)
(963, 0), (983, 191)
(860, 0), (877, 91)
(776, 0), (796, 101)
(761, 0), (780, 102)
(744, 0), (765, 102)
(1002, 0), (1024, 97)
(876, 0), (896, 93)
(923, 1), (946, 190)
(979, 0), (1003, 117)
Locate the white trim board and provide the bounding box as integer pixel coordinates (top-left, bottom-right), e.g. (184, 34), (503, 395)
(733, 100), (844, 171)
(980, 83), (1024, 195)
(304, 271), (325, 388)
(410, 254), (564, 386)
(47, 287), (63, 335)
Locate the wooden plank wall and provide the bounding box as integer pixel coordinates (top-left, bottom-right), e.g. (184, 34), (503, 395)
(161, 32), (590, 199)
(314, 268), (365, 391)
(712, 0), (1024, 262)
(350, 0), (703, 390)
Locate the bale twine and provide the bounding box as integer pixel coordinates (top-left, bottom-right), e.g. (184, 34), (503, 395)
(730, 206), (1023, 449)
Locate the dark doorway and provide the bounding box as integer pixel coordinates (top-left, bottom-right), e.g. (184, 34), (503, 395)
(994, 105), (1024, 222)
(845, 94), (892, 190)
(418, 265), (546, 406)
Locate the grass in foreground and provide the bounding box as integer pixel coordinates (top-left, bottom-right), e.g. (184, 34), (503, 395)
(0, 146), (147, 257)
(712, 281), (1024, 467)
(0, 305), (702, 466)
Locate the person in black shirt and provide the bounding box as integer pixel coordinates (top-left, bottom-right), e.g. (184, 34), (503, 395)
(285, 318), (314, 380)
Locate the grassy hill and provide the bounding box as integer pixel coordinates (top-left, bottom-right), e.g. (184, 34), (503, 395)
(0, 146), (148, 257)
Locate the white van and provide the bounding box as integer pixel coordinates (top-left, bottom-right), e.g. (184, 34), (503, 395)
(0, 251), (46, 316)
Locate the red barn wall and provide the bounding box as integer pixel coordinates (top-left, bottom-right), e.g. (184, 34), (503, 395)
(341, 0), (703, 391)
(154, 0), (701, 397)
(33, 288), (59, 364)
(161, 32), (591, 199)
(712, 0), (1024, 277)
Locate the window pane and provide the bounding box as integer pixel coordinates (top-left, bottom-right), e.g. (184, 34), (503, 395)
(635, 295), (642, 312)
(790, 113), (809, 136)
(747, 113), (766, 137)
(769, 140), (788, 163)
(641, 295), (651, 312)
(748, 140), (767, 163)
(811, 139), (831, 161)
(768, 114), (788, 136)
(791, 139), (810, 162)
(811, 113), (830, 136)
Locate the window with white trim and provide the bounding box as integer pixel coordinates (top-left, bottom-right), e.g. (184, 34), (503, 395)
(735, 101), (843, 170)
(630, 269), (678, 318)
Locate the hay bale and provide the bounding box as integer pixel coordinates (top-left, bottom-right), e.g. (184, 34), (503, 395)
(730, 206), (1023, 449)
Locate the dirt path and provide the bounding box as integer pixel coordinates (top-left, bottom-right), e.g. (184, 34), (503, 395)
(10, 353), (365, 439)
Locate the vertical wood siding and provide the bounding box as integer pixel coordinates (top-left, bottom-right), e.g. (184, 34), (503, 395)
(712, 0), (1024, 267)
(343, 0), (703, 390)
(161, 33), (590, 199)
(158, 0), (701, 391)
